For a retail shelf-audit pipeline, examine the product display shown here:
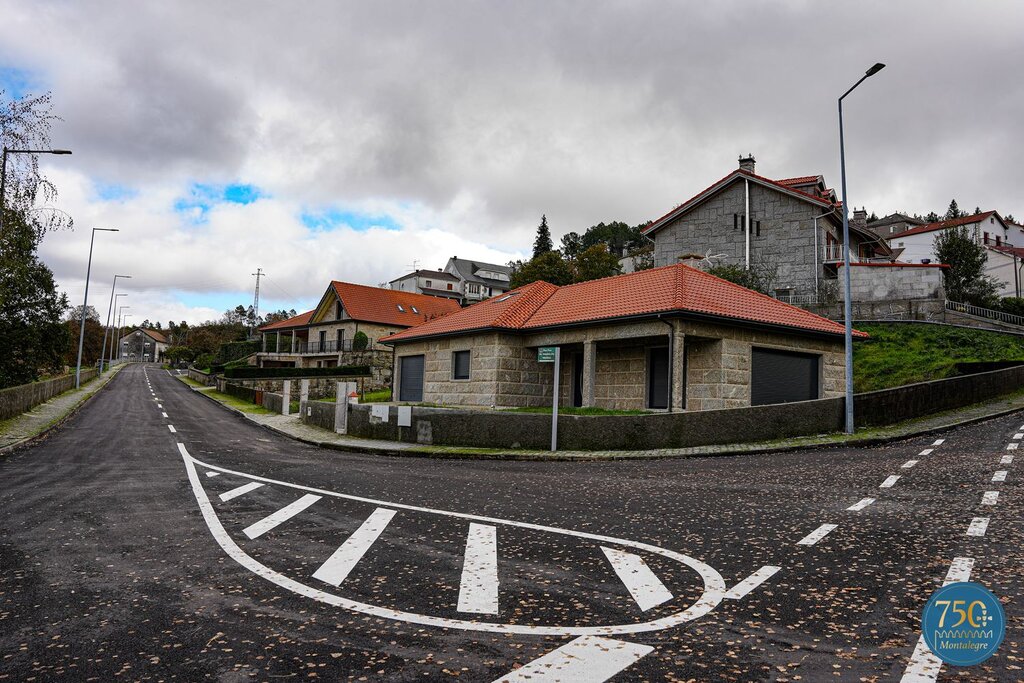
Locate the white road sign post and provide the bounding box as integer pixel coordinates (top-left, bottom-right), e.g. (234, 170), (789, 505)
(538, 346), (560, 452)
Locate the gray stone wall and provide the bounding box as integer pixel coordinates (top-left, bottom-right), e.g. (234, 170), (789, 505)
(651, 179), (862, 296)
(839, 264), (945, 302)
(0, 369), (98, 421)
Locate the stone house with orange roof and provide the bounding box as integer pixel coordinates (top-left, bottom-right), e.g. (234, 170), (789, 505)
(381, 264), (861, 412)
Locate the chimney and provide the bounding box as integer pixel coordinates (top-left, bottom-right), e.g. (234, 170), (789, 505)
(738, 154), (756, 174)
(853, 207), (867, 230)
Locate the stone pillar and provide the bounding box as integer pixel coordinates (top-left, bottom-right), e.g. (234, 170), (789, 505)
(262, 335), (267, 352)
(275, 332), (281, 353)
(334, 381), (356, 433)
(291, 334), (297, 353)
(671, 322), (686, 412)
(281, 380), (291, 415)
(582, 340), (597, 407)
(299, 379), (310, 417)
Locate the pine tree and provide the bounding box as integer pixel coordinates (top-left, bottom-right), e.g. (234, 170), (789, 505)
(925, 211), (940, 223)
(532, 214), (553, 258)
(945, 199), (962, 220)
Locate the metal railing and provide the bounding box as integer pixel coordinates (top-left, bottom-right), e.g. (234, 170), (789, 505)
(945, 300), (1024, 327)
(774, 293), (821, 306)
(822, 244), (845, 262)
(296, 339), (374, 354)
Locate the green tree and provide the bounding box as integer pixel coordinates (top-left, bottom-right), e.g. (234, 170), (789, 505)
(559, 231), (584, 260)
(945, 199), (963, 220)
(706, 263), (772, 294)
(352, 331), (369, 351)
(581, 221), (644, 257)
(63, 316), (105, 367)
(933, 226), (1000, 306)
(509, 251), (574, 288)
(532, 214), (553, 258)
(925, 211), (940, 223)
(573, 244), (621, 282)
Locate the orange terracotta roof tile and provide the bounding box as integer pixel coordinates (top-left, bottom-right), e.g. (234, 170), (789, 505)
(382, 264), (863, 343)
(259, 310), (315, 331)
(331, 281), (462, 328)
(890, 212), (996, 239)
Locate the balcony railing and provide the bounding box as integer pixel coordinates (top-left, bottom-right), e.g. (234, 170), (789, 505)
(296, 339), (375, 354)
(822, 244), (845, 262)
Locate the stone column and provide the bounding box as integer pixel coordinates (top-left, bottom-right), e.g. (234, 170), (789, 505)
(291, 334), (297, 353)
(335, 381), (355, 434)
(671, 321), (686, 412)
(582, 340), (597, 407)
(281, 380), (291, 415)
(262, 335), (267, 352)
(275, 332), (281, 353)
(299, 379), (310, 417)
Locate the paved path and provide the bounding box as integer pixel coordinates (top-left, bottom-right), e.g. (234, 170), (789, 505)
(1, 363), (1020, 681)
(0, 364), (126, 451)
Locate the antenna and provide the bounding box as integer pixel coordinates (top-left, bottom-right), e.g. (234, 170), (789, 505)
(251, 268), (263, 335)
(406, 259), (420, 272)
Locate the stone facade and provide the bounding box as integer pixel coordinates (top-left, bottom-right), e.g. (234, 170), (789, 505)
(392, 318), (845, 412)
(650, 178), (879, 297)
(838, 264), (945, 302)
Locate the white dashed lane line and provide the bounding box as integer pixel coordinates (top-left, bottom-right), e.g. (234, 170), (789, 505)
(1007, 442), (1019, 451)
(796, 524), (837, 547)
(931, 439), (945, 446)
(918, 448), (933, 456)
(993, 471), (1008, 482)
(161, 412), (168, 418)
(723, 565), (782, 600)
(982, 491), (999, 506)
(493, 636), (653, 683)
(168, 425), (176, 433)
(880, 475), (901, 488)
(901, 557), (975, 682)
(1002, 454), (1014, 464)
(1014, 433), (1023, 439)
(901, 460), (918, 469)
(846, 497), (875, 511)
(966, 517), (989, 537)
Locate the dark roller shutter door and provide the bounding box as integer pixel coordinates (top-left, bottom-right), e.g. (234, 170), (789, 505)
(647, 347), (669, 409)
(399, 355), (425, 402)
(751, 348), (819, 406)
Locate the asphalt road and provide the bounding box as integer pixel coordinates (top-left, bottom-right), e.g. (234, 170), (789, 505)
(0, 363), (1020, 682)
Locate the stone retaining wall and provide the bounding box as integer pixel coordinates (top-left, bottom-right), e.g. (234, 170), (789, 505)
(187, 368), (217, 386)
(0, 369), (99, 421)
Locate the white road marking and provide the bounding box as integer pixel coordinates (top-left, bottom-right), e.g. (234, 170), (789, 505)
(1002, 454), (1014, 464)
(982, 491), (999, 506)
(168, 425), (176, 433)
(1014, 433), (1023, 439)
(993, 470), (1008, 482)
(723, 565), (781, 600)
(491, 636), (653, 683)
(966, 517), (989, 537)
(179, 446), (727, 635)
(846, 497), (875, 511)
(219, 481), (265, 502)
(1007, 442), (1019, 450)
(796, 523), (838, 546)
(601, 546), (674, 611)
(458, 523), (500, 615)
(880, 475), (901, 488)
(206, 472), (220, 478)
(161, 412), (168, 418)
(900, 557), (974, 683)
(243, 493), (322, 539)
(918, 448), (933, 456)
(902, 460), (918, 469)
(312, 507), (396, 587)
(157, 403), (162, 408)
(932, 439), (945, 446)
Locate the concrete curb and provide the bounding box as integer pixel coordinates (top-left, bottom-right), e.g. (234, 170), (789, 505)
(178, 376), (1024, 461)
(0, 365), (128, 456)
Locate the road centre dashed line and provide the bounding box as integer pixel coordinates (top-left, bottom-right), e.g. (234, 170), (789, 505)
(601, 547), (674, 612)
(966, 517), (989, 537)
(982, 491), (999, 505)
(1002, 454), (1014, 464)
(846, 497), (875, 511)
(901, 460), (918, 469)
(880, 475), (901, 488)
(993, 471), (1008, 482)
(1013, 433), (1023, 439)
(918, 448), (933, 456)
(931, 439), (944, 446)
(796, 524), (837, 546)
(1006, 442), (1018, 450)
(168, 425), (176, 433)
(161, 412), (168, 418)
(723, 565), (781, 600)
(492, 636), (653, 683)
(900, 557), (974, 683)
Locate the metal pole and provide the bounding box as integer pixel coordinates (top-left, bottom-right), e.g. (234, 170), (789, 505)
(99, 276), (129, 374)
(839, 98), (854, 434)
(0, 147), (8, 234)
(75, 230), (98, 388)
(551, 347), (560, 452)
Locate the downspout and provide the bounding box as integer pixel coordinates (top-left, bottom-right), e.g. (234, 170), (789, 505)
(659, 315), (673, 412)
(744, 178), (751, 269)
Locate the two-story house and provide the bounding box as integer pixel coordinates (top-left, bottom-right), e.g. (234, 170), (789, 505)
(443, 257), (512, 304)
(387, 269), (463, 301)
(643, 156), (892, 299)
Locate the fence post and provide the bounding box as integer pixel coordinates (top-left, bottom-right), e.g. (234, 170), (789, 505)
(299, 379), (310, 418)
(281, 379), (291, 415)
(334, 381), (350, 434)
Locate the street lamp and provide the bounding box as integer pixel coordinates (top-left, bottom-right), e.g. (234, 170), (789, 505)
(839, 62), (886, 434)
(76, 228), (119, 388)
(109, 294), (126, 367)
(0, 147), (73, 233)
(116, 306), (130, 364)
(99, 276), (131, 373)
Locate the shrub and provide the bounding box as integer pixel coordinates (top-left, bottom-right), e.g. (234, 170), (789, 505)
(223, 365), (371, 379)
(216, 340), (260, 364)
(998, 297), (1024, 318)
(193, 352), (216, 370)
(352, 331), (369, 351)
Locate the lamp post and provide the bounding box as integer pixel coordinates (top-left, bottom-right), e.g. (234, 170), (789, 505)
(115, 306), (130, 364)
(99, 277), (131, 373)
(839, 62), (886, 434)
(75, 228), (119, 388)
(121, 314), (132, 361)
(0, 147), (72, 233)
(109, 295), (126, 367)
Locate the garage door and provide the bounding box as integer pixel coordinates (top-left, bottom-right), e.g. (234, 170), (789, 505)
(751, 348), (819, 406)
(399, 355), (425, 402)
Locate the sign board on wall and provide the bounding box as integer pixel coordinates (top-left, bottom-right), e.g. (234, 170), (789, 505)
(537, 347), (557, 363)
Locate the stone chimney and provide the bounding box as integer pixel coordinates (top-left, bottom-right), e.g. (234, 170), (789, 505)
(852, 207), (867, 230)
(738, 154), (756, 173)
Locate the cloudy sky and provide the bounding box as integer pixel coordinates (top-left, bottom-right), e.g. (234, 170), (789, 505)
(2, 1), (1022, 325)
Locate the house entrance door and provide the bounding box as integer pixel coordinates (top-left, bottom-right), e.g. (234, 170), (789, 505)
(647, 347), (669, 409)
(571, 352), (584, 407)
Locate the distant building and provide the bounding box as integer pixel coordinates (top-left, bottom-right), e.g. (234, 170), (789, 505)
(390, 257), (512, 305)
(119, 328), (168, 362)
(388, 269), (462, 301)
(865, 212), (926, 239)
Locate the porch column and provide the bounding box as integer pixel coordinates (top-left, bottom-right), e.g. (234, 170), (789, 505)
(262, 334), (267, 352)
(671, 322), (686, 412)
(291, 333), (297, 353)
(582, 340), (597, 407)
(275, 332), (281, 353)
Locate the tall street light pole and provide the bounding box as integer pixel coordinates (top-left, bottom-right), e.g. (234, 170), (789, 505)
(99, 276), (131, 373)
(115, 306), (130, 365)
(0, 147), (73, 233)
(108, 293), (127, 368)
(839, 62), (886, 435)
(76, 228), (119, 388)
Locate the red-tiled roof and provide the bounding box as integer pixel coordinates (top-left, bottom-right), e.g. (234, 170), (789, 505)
(260, 310), (315, 332)
(777, 175), (822, 186)
(141, 328), (167, 343)
(381, 264), (863, 343)
(331, 281), (462, 328)
(642, 169), (835, 236)
(889, 212), (996, 239)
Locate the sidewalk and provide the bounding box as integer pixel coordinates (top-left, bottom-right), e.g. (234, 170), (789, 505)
(182, 376), (1024, 461)
(0, 365), (126, 452)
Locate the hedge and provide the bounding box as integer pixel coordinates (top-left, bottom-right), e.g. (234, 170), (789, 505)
(223, 365), (371, 379)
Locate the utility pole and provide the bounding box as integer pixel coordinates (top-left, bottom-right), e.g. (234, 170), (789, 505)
(251, 267), (263, 337)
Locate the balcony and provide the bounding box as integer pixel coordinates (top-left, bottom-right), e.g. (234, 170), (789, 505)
(296, 339), (375, 355)
(822, 244), (846, 262)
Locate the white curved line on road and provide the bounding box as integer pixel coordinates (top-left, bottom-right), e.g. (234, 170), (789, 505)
(179, 444), (726, 635)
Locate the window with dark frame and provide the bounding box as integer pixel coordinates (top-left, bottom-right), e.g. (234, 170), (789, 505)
(452, 350), (471, 380)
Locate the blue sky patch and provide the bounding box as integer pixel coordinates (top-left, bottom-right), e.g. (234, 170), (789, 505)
(0, 66), (42, 100)
(94, 182), (137, 201)
(300, 207), (401, 232)
(174, 182), (265, 222)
